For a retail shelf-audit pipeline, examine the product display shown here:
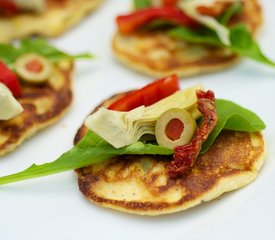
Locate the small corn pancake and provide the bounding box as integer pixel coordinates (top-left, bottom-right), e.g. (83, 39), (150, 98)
(74, 92), (266, 216)
(0, 0), (103, 43)
(112, 0), (262, 77)
(0, 61), (73, 156)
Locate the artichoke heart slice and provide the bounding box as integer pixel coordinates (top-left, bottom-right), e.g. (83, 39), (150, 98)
(143, 85), (203, 120)
(0, 83), (23, 120)
(85, 85), (203, 148)
(178, 0), (236, 45)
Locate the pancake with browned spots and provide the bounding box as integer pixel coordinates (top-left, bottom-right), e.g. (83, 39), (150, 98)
(74, 92), (266, 216)
(112, 0), (262, 77)
(0, 61), (73, 155)
(0, 0), (103, 43)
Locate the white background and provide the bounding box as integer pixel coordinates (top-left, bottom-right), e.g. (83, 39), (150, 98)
(0, 0), (275, 239)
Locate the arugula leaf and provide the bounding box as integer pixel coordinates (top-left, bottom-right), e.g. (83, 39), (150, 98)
(229, 24), (275, 66)
(0, 45), (20, 67)
(0, 100), (265, 185)
(168, 24), (275, 66)
(219, 2), (243, 25)
(0, 131), (173, 185)
(201, 99), (266, 153)
(168, 26), (223, 46)
(142, 19), (178, 32)
(134, 0), (151, 9)
(0, 38), (93, 67)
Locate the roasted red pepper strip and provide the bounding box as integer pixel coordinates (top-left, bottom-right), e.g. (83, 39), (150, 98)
(0, 0), (18, 16)
(167, 90), (218, 178)
(116, 7), (197, 34)
(108, 74), (180, 111)
(0, 61), (22, 98)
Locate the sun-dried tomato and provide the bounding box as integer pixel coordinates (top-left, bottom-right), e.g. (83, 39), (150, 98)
(0, 0), (18, 16)
(197, 2), (232, 17)
(167, 90), (218, 178)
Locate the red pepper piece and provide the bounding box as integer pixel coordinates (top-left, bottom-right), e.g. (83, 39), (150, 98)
(0, 61), (22, 98)
(116, 7), (197, 34)
(108, 74), (180, 111)
(0, 0), (18, 16)
(167, 90), (218, 178)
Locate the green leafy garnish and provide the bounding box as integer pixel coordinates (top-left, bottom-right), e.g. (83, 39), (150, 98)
(0, 100), (265, 185)
(0, 131), (172, 185)
(201, 99), (266, 153)
(142, 19), (177, 32)
(218, 2), (243, 25)
(168, 24), (275, 66)
(134, 0), (151, 9)
(229, 24), (275, 66)
(0, 38), (93, 67)
(168, 26), (222, 46)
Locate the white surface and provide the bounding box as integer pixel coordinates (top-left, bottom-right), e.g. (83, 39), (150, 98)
(1, 0), (275, 239)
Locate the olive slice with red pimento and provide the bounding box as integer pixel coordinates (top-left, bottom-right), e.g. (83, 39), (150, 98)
(155, 108), (197, 149)
(14, 53), (53, 84)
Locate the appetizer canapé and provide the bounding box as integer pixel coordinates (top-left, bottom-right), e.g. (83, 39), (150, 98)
(0, 75), (266, 216)
(0, 38), (92, 155)
(0, 0), (104, 43)
(113, 0), (274, 77)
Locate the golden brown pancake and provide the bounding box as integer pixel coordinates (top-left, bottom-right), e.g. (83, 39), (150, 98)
(112, 0), (262, 77)
(0, 0), (103, 43)
(74, 92), (266, 216)
(0, 61), (73, 155)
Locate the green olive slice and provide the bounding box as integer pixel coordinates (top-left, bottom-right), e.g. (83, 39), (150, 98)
(155, 108), (197, 149)
(14, 53), (53, 84)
